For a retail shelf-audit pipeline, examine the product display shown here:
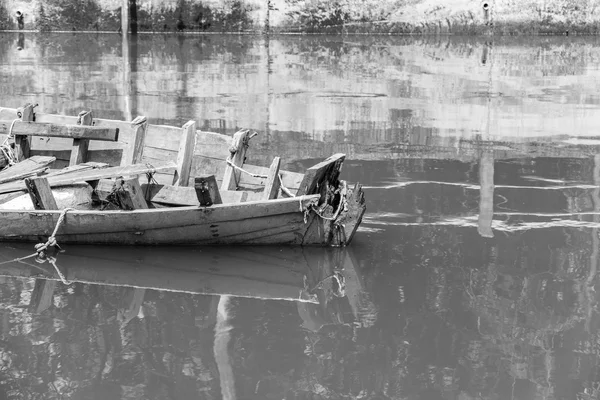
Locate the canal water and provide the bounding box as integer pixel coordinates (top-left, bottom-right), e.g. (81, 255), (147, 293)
(0, 32), (599, 399)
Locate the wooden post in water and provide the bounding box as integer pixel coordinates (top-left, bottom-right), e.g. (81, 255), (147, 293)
(477, 152), (494, 238)
(121, 0), (129, 35)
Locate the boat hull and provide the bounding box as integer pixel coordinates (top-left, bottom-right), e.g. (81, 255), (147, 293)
(0, 194), (356, 246)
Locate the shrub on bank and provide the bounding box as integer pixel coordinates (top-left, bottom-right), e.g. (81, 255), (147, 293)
(0, 3), (12, 30)
(35, 0), (119, 31)
(137, 0), (255, 32)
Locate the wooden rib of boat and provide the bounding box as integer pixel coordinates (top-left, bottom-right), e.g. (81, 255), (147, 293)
(0, 105), (366, 247)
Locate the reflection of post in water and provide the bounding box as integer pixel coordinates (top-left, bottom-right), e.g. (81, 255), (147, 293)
(122, 34), (138, 122)
(214, 295), (236, 400)
(16, 33), (25, 51)
(117, 287), (145, 325)
(265, 35), (273, 140)
(29, 279), (57, 314)
(478, 151), (494, 238)
(585, 154), (600, 332)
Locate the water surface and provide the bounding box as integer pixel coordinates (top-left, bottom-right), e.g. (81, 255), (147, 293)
(0, 33), (599, 399)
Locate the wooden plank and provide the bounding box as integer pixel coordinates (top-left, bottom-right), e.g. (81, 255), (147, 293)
(221, 129), (253, 191)
(0, 156), (56, 184)
(172, 120), (196, 187)
(25, 177), (58, 210)
(194, 175), (222, 206)
(297, 153), (346, 196)
(44, 162), (109, 178)
(15, 103), (35, 160)
(120, 116), (148, 166)
(262, 157), (281, 200)
(0, 161), (176, 194)
(116, 177), (149, 210)
(69, 110), (93, 166)
(0, 120), (119, 142)
(141, 183), (247, 206)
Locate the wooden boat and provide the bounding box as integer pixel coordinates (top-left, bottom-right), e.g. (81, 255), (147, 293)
(0, 105), (366, 247)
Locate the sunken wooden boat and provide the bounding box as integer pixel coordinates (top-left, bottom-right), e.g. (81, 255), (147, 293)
(0, 105), (366, 246)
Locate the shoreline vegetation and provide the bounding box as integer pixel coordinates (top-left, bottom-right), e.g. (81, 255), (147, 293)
(1, 0), (599, 35)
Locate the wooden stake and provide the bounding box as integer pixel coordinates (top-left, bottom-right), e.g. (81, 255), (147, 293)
(262, 157), (281, 200)
(172, 120), (196, 187)
(69, 110), (93, 166)
(194, 175), (222, 206)
(24, 176), (58, 210)
(221, 129), (253, 191)
(120, 116), (147, 166)
(15, 103), (34, 160)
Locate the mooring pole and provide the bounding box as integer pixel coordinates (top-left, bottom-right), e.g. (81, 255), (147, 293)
(121, 0), (129, 34)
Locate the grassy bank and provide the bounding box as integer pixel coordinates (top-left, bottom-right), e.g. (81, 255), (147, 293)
(2, 0), (600, 35)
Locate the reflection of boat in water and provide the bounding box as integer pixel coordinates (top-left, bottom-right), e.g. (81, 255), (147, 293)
(0, 243), (372, 329)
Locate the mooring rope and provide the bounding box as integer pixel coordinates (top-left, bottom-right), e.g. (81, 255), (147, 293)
(225, 156), (294, 196)
(0, 208), (73, 284)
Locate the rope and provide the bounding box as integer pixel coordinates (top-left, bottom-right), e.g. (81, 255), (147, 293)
(34, 208), (73, 255)
(226, 156), (268, 179)
(0, 209), (73, 284)
(278, 174), (294, 197)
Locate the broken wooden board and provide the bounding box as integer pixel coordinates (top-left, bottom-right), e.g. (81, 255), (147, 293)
(141, 183), (247, 206)
(0, 156), (56, 184)
(0, 161), (176, 194)
(297, 153), (346, 196)
(0, 120), (119, 141)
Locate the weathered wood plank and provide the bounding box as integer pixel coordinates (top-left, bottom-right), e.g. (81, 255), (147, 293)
(25, 177), (58, 210)
(297, 153), (346, 196)
(14, 103), (35, 160)
(116, 177), (149, 210)
(173, 121), (196, 186)
(120, 116), (147, 166)
(0, 121), (119, 141)
(0, 156), (56, 184)
(222, 129), (253, 191)
(44, 162), (109, 178)
(141, 183), (247, 206)
(263, 157), (281, 200)
(69, 110), (93, 166)
(195, 175), (222, 206)
(0, 161), (176, 194)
